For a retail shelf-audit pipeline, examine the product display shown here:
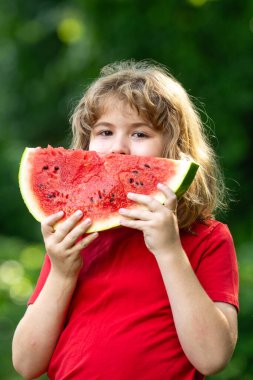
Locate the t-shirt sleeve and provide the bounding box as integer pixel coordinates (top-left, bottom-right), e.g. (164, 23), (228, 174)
(28, 254), (51, 305)
(196, 223), (239, 311)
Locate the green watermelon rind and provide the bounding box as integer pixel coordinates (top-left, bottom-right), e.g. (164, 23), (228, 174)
(141, 160), (198, 205)
(19, 148), (199, 233)
(172, 161), (199, 199)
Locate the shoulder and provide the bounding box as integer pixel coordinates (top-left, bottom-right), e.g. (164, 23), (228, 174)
(182, 219), (233, 241)
(198, 220), (235, 251)
(187, 220), (239, 310)
(180, 219), (236, 265)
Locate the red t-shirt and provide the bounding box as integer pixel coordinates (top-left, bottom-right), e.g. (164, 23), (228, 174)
(28, 220), (239, 380)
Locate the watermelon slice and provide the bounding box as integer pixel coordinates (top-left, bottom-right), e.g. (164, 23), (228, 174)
(19, 146), (198, 232)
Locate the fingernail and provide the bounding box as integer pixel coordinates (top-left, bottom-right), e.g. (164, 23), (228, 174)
(75, 210), (83, 217)
(157, 183), (163, 189)
(57, 211), (64, 216)
(85, 218), (91, 224)
(119, 208), (126, 214)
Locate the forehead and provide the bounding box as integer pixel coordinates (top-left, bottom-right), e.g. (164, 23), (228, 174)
(96, 95), (148, 122)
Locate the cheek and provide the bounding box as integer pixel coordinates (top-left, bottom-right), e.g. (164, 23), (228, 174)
(88, 137), (98, 151)
(145, 139), (165, 157)
(153, 136), (167, 157)
(88, 138), (109, 153)
(131, 142), (162, 157)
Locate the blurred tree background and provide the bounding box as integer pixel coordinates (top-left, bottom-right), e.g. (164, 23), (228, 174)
(0, 0), (252, 378)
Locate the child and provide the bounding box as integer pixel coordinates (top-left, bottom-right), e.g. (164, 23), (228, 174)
(12, 60), (239, 380)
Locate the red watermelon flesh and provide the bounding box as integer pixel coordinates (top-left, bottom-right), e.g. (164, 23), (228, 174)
(19, 146), (199, 232)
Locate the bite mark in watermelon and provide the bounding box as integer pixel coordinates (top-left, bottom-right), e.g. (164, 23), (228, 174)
(19, 146), (199, 232)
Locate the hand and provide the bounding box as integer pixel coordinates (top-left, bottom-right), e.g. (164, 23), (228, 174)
(41, 211), (98, 279)
(119, 184), (181, 257)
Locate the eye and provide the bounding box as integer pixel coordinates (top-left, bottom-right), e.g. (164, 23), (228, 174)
(132, 131), (149, 138)
(99, 130), (113, 136)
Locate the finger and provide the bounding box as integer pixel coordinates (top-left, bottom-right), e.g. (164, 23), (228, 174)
(127, 192), (163, 212)
(119, 207), (151, 221)
(62, 218), (92, 249)
(73, 232), (99, 251)
(54, 210), (84, 243)
(119, 218), (145, 231)
(41, 211), (65, 238)
(157, 183), (177, 212)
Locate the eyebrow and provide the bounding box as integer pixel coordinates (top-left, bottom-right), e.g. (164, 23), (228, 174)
(93, 122), (153, 128)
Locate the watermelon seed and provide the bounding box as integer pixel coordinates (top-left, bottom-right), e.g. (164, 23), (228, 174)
(109, 198), (114, 203)
(132, 170), (138, 174)
(140, 182), (144, 186)
(43, 165), (49, 170)
(90, 197), (94, 203)
(129, 178), (134, 183)
(47, 192), (56, 198)
(135, 182), (139, 185)
(144, 164), (151, 168)
(98, 191), (102, 199)
(54, 166), (59, 171)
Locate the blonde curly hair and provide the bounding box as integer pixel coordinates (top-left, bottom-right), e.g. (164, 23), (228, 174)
(70, 60), (227, 229)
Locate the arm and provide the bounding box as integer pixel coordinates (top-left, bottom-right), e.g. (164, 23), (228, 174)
(12, 270), (78, 379)
(156, 250), (238, 375)
(12, 211), (98, 379)
(119, 185), (238, 376)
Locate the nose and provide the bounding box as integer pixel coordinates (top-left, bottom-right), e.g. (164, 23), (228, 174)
(110, 136), (130, 155)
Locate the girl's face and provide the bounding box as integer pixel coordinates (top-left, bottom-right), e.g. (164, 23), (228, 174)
(89, 98), (165, 157)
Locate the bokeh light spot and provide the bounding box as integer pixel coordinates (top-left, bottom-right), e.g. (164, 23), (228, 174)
(9, 277), (33, 304)
(20, 245), (44, 270)
(0, 260), (24, 286)
(187, 0), (208, 7)
(57, 18), (84, 44)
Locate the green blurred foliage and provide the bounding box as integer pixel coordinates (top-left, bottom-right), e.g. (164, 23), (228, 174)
(0, 0), (252, 378)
